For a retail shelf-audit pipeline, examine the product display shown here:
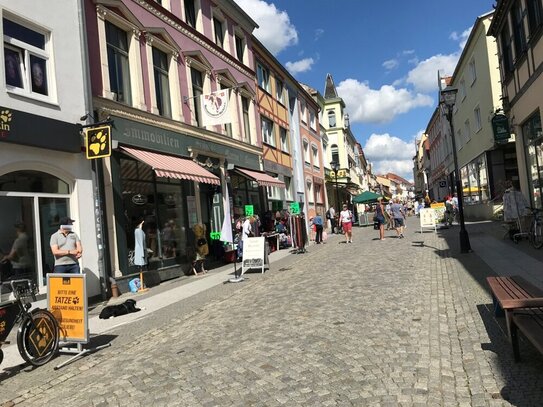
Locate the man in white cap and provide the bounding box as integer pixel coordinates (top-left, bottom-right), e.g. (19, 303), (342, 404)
(50, 216), (83, 273)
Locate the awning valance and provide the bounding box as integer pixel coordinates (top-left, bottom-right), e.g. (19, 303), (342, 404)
(121, 146), (220, 185)
(235, 167), (285, 188)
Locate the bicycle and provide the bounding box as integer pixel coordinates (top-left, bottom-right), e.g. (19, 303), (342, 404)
(0, 279), (59, 367)
(528, 207), (543, 249)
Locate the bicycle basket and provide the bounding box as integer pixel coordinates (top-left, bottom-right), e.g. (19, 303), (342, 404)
(11, 280), (38, 302)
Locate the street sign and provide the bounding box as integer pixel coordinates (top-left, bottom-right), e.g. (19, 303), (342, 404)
(290, 202), (300, 215)
(85, 125), (111, 159)
(245, 205), (254, 216)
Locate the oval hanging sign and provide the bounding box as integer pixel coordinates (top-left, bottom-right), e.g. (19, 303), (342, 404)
(132, 194), (147, 205)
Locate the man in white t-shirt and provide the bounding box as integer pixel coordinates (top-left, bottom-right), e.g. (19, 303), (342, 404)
(242, 217), (254, 241)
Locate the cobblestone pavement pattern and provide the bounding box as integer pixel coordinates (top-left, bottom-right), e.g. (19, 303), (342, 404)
(2, 217), (543, 406)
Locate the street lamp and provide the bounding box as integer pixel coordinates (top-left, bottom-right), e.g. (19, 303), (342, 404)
(330, 160), (340, 210)
(441, 85), (472, 253)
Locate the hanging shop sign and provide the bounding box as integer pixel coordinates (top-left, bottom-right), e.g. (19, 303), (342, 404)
(47, 273), (88, 343)
(491, 114), (511, 144)
(290, 202), (300, 215)
(131, 194), (147, 205)
(245, 205), (254, 216)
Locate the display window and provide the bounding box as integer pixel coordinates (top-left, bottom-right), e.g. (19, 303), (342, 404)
(120, 157), (191, 272)
(0, 170), (70, 290)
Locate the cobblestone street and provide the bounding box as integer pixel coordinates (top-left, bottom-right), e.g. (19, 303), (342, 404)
(2, 217), (543, 406)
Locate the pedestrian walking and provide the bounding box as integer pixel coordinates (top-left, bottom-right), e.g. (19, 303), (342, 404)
(49, 216), (82, 273)
(326, 206), (336, 234)
(312, 212), (324, 244)
(390, 198), (406, 238)
(375, 198), (386, 240)
(339, 204), (354, 243)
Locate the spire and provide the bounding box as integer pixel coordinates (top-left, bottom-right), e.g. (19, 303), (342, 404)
(324, 73), (338, 99)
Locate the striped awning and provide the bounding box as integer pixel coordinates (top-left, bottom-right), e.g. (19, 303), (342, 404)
(121, 147), (220, 185)
(235, 167), (286, 188)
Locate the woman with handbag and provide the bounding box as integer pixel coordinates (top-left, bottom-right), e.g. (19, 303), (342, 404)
(374, 198), (386, 240)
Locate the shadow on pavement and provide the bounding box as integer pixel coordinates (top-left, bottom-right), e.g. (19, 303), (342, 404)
(439, 221), (543, 403)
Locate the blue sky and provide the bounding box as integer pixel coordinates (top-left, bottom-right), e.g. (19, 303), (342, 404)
(234, 0), (493, 182)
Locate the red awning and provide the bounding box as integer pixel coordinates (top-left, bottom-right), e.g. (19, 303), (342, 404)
(235, 167), (286, 188)
(121, 147), (220, 185)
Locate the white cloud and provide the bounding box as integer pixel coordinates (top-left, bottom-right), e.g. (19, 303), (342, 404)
(364, 133), (416, 182)
(234, 0), (297, 55)
(450, 27), (471, 49)
(314, 28), (324, 41)
(405, 53), (460, 93)
(382, 59), (399, 71)
(285, 58), (315, 75)
(336, 79), (433, 124)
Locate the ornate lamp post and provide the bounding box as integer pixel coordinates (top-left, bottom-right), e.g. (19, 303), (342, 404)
(330, 160), (340, 209)
(441, 85), (472, 253)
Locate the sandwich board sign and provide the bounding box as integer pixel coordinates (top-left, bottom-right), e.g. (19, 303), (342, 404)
(47, 273), (88, 343)
(419, 208), (437, 234)
(242, 236), (265, 275)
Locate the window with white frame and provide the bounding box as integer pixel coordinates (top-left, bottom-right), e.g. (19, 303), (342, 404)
(105, 21), (132, 104)
(459, 79), (466, 101)
(464, 119), (471, 143)
(221, 83), (232, 137)
(190, 66), (204, 126)
(212, 14), (225, 49)
(152, 47), (171, 118)
(300, 100), (307, 123)
(284, 176), (293, 201)
(3, 16), (52, 99)
(184, 0), (198, 29)
(309, 110), (316, 130)
(468, 58), (477, 85)
(303, 139), (310, 164)
(457, 128), (463, 149)
(235, 33), (245, 63)
(306, 179), (313, 203)
(311, 145), (319, 168)
(261, 116), (275, 146)
(256, 62), (270, 92)
(328, 109), (336, 128)
(276, 78), (284, 104)
(280, 126), (289, 153)
(315, 183), (323, 203)
(267, 183), (281, 200)
(474, 106), (482, 132)
(241, 96), (251, 142)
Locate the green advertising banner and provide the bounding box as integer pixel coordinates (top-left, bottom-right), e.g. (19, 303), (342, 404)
(290, 202), (300, 215)
(245, 205), (254, 216)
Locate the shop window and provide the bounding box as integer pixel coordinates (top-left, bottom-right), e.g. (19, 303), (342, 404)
(523, 113), (543, 208)
(105, 21), (132, 104)
(3, 17), (51, 98)
(152, 47), (172, 118)
(0, 171), (70, 290)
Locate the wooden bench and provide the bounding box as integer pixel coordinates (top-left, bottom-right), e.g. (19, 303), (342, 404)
(487, 275), (543, 361)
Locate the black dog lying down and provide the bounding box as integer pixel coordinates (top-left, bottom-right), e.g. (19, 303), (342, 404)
(99, 299), (141, 319)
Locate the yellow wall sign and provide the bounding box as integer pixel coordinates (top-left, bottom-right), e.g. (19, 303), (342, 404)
(85, 125), (111, 159)
(47, 273), (88, 343)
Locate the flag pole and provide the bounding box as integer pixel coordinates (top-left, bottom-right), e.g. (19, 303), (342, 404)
(222, 165), (244, 283)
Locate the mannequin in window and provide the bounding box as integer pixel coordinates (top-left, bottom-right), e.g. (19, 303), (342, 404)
(134, 218), (147, 270)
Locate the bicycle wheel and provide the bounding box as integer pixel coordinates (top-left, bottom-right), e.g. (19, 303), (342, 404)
(17, 309), (59, 366)
(530, 221), (543, 249)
